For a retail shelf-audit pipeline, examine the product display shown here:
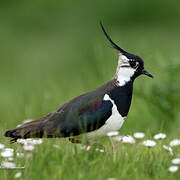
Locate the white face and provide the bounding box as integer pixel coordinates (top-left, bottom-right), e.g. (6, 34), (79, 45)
(116, 54), (138, 86)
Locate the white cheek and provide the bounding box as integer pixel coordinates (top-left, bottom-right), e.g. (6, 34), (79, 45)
(116, 54), (136, 86)
(119, 54), (129, 62)
(117, 68), (135, 86)
(119, 68), (135, 77)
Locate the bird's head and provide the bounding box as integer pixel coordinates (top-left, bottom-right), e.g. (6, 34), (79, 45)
(100, 22), (153, 86)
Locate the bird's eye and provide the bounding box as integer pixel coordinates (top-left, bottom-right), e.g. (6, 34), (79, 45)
(129, 60), (138, 68)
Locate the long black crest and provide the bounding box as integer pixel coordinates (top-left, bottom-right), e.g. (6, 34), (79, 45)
(100, 22), (126, 54)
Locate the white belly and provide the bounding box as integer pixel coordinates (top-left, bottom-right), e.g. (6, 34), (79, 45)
(87, 94), (126, 139)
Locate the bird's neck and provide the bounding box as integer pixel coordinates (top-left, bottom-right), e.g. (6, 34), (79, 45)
(108, 80), (133, 117)
(115, 68), (135, 87)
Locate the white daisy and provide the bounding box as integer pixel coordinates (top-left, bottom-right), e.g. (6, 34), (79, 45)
(122, 136), (136, 144)
(4, 148), (14, 152)
(17, 139), (43, 145)
(113, 135), (135, 144)
(142, 140), (156, 147)
(0, 161), (16, 169)
(153, 133), (166, 140)
(0, 161), (24, 169)
(1, 148), (14, 158)
(133, 132), (145, 139)
(170, 139), (180, 147)
(31, 139), (43, 145)
(172, 158), (180, 165)
(168, 166), (179, 173)
(17, 139), (27, 144)
(23, 144), (35, 151)
(107, 131), (119, 137)
(14, 172), (22, 178)
(162, 145), (173, 156)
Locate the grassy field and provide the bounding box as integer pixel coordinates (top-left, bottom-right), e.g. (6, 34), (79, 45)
(0, 1), (180, 180)
(0, 136), (180, 180)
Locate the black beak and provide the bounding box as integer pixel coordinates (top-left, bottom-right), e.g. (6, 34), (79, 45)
(142, 69), (153, 78)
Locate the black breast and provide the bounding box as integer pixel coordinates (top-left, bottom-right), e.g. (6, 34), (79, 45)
(108, 81), (133, 117)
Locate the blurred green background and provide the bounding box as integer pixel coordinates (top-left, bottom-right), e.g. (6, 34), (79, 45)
(0, 0), (180, 136)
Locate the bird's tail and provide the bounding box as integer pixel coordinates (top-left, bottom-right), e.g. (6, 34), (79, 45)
(4, 118), (46, 143)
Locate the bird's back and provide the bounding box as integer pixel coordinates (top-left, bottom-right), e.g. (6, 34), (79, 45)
(5, 79), (117, 141)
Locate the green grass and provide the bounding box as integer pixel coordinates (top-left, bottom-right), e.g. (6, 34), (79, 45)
(0, 1), (180, 179)
(0, 137), (180, 180)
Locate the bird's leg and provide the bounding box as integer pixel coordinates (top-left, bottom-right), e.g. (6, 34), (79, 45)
(109, 137), (115, 152)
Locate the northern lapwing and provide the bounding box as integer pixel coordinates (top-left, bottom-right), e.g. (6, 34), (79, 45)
(4, 22), (153, 143)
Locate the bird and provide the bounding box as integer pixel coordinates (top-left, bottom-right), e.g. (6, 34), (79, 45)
(4, 22), (153, 143)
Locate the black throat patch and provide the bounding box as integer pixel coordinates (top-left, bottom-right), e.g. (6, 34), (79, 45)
(108, 81), (133, 117)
